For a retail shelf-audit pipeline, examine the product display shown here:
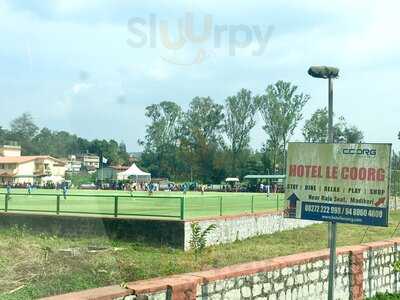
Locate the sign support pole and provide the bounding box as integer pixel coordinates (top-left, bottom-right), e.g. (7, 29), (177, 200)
(327, 77), (336, 300)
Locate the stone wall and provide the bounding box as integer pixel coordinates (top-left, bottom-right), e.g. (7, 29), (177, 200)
(42, 238), (400, 300)
(184, 212), (319, 250)
(363, 241), (400, 298)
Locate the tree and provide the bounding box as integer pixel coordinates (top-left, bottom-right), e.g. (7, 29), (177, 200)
(10, 112), (39, 138)
(9, 113), (39, 154)
(224, 89), (257, 176)
(256, 81), (309, 173)
(303, 108), (328, 143)
(0, 126), (8, 145)
(303, 108), (364, 143)
(32, 127), (55, 155)
(140, 101), (182, 177)
(342, 126), (364, 143)
(181, 97), (224, 182)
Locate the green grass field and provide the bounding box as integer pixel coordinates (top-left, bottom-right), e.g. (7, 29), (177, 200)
(0, 189), (285, 219)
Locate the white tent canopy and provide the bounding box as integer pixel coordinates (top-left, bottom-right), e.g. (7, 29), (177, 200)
(41, 175), (64, 184)
(117, 163), (151, 182)
(225, 177), (240, 182)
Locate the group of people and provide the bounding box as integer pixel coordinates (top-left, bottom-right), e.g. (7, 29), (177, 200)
(124, 182), (195, 196)
(4, 182), (69, 200)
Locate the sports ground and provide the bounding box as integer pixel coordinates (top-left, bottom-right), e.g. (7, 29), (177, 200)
(0, 188), (285, 219)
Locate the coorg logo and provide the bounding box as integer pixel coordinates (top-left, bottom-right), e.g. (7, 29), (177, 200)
(342, 148), (377, 156)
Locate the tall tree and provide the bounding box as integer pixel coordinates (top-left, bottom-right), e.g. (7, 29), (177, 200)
(9, 113), (39, 154)
(181, 97), (224, 182)
(256, 81), (309, 173)
(10, 112), (39, 138)
(303, 108), (364, 143)
(140, 101), (182, 177)
(224, 89), (257, 176)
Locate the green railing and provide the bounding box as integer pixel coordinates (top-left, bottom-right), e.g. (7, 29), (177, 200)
(182, 193), (284, 219)
(0, 192), (284, 220)
(0, 192), (185, 220)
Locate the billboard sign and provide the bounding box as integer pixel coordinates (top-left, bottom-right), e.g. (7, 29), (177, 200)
(284, 143), (391, 227)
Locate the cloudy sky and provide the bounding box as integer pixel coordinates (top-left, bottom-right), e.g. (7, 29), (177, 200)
(1, 0), (399, 152)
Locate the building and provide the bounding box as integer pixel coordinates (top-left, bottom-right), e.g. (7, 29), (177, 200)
(0, 144), (21, 157)
(0, 145), (66, 185)
(96, 166), (118, 182)
(64, 155), (83, 173)
(128, 153), (139, 164)
(76, 154), (100, 171)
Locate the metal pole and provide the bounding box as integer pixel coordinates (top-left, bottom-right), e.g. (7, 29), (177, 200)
(5, 193), (8, 212)
(56, 195), (60, 215)
(114, 196), (118, 218)
(395, 170), (398, 210)
(327, 78), (333, 245)
(328, 222), (337, 300)
(328, 78), (334, 143)
(180, 197), (185, 220)
(327, 77), (337, 300)
(277, 193), (280, 212)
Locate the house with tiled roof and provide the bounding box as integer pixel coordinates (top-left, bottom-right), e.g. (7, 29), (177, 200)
(0, 145), (66, 185)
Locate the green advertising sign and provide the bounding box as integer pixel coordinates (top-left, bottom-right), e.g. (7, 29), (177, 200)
(284, 143), (392, 227)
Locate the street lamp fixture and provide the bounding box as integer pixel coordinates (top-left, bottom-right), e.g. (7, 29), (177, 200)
(307, 66), (339, 79)
(308, 66), (340, 143)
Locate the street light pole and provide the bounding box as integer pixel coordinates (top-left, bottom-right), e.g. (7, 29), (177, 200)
(328, 78), (334, 143)
(327, 77), (336, 300)
(308, 66), (339, 300)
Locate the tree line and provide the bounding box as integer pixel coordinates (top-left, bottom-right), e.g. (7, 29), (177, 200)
(0, 80), (371, 183)
(140, 80), (365, 183)
(0, 113), (130, 165)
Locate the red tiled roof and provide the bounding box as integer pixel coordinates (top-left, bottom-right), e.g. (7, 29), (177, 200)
(0, 156), (66, 165)
(0, 172), (16, 177)
(111, 165), (129, 171)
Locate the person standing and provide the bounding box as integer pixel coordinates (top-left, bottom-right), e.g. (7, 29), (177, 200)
(130, 184), (135, 197)
(62, 184), (68, 200)
(27, 183), (32, 196)
(6, 182), (11, 201)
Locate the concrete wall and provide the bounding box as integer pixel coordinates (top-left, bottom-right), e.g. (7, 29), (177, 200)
(184, 212), (319, 250)
(41, 238), (400, 300)
(0, 211), (318, 251)
(0, 213), (185, 248)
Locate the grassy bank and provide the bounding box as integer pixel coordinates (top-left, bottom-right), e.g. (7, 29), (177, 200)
(2, 212), (400, 299)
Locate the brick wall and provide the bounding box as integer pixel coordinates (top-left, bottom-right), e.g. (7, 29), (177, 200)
(41, 238), (400, 300)
(184, 212), (319, 250)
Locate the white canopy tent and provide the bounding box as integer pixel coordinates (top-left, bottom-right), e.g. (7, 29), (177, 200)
(225, 177), (240, 182)
(40, 175), (64, 184)
(117, 163), (151, 182)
